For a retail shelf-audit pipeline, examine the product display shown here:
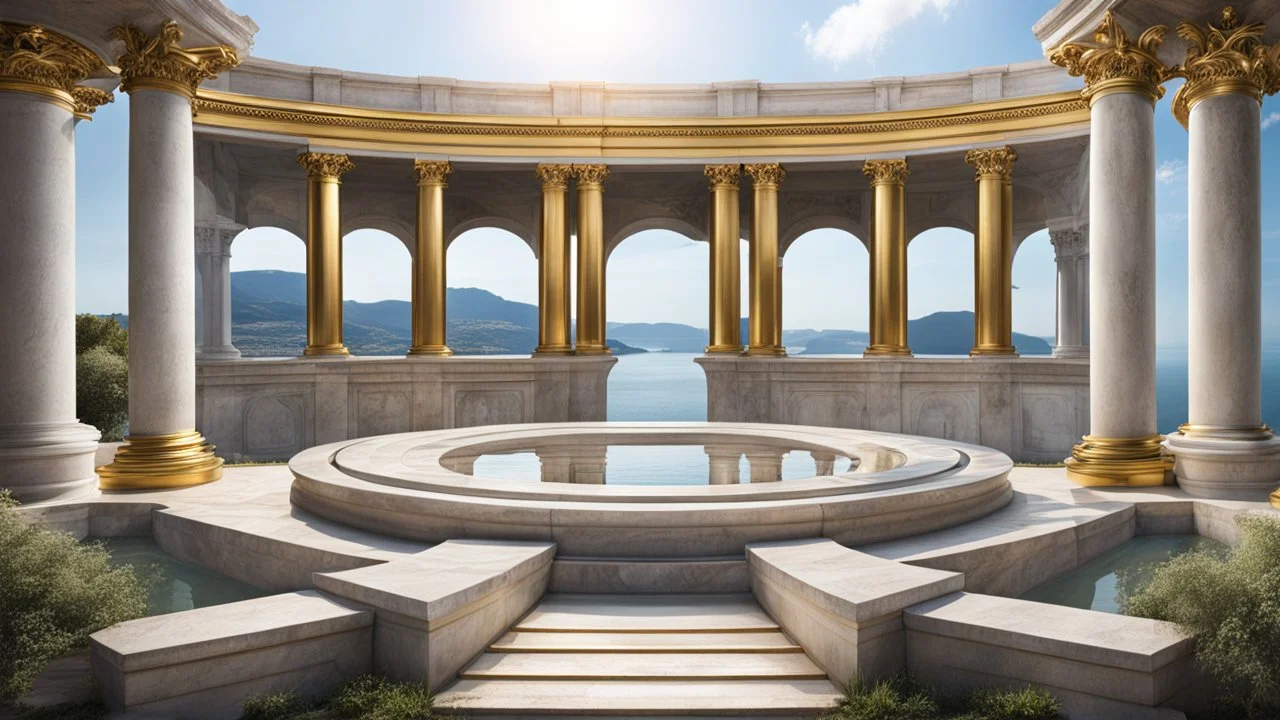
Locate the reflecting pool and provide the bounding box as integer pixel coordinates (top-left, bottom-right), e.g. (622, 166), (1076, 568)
(93, 536), (268, 615)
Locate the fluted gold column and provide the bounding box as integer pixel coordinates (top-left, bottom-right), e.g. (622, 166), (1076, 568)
(965, 147), (1017, 357)
(298, 152), (353, 357)
(705, 164), (742, 353)
(575, 164), (610, 355)
(863, 159), (912, 357)
(535, 164), (573, 355)
(745, 163), (786, 356)
(408, 160), (452, 356)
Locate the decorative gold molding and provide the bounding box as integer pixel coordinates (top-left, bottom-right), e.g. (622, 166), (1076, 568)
(535, 163), (573, 189)
(71, 85), (114, 119)
(190, 88), (1089, 159)
(0, 23), (102, 111)
(573, 163), (609, 187)
(705, 164), (741, 189)
(744, 162), (785, 188)
(862, 159), (909, 186)
(1172, 6), (1280, 126)
(964, 147), (1017, 179)
(111, 21), (238, 99)
(98, 430), (223, 490)
(1049, 11), (1172, 105)
(412, 159), (452, 186)
(297, 151), (353, 180)
(1066, 434), (1171, 487)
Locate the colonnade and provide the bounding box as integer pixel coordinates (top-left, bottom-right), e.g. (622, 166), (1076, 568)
(1052, 8), (1280, 497)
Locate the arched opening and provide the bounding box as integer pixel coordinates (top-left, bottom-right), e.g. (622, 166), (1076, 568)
(1012, 229), (1056, 356)
(341, 228), (412, 355)
(227, 226), (307, 357)
(907, 227), (974, 356)
(780, 229), (869, 355)
(446, 227), (539, 355)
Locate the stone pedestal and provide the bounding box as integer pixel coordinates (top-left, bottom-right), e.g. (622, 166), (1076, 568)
(196, 223), (242, 362)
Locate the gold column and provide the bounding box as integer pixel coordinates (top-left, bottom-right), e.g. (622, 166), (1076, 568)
(863, 159), (912, 357)
(745, 163), (786, 356)
(574, 164), (610, 354)
(535, 164), (573, 355)
(705, 164), (742, 353)
(408, 160), (453, 356)
(965, 147), (1018, 357)
(298, 152), (353, 356)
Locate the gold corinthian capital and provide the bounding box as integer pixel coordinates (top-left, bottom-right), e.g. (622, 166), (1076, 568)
(1171, 6), (1280, 127)
(535, 163), (574, 190)
(413, 159), (452, 186)
(0, 23), (105, 112)
(862, 159), (909, 186)
(111, 21), (238, 99)
(704, 164), (741, 189)
(744, 163), (786, 188)
(964, 147), (1017, 179)
(573, 164), (610, 188)
(1049, 11), (1173, 105)
(298, 152), (354, 180)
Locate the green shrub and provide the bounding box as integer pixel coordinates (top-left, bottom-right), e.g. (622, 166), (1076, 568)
(75, 346), (129, 441)
(74, 315), (127, 358)
(1121, 514), (1280, 716)
(241, 692), (316, 720)
(0, 491), (149, 702)
(14, 699), (108, 720)
(241, 675), (440, 720)
(822, 674), (1059, 720)
(962, 686), (1062, 720)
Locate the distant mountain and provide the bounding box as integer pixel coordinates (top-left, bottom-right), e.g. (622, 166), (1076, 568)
(606, 322), (709, 352)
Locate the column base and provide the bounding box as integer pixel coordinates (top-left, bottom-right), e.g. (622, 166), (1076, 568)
(97, 430), (223, 491)
(196, 345), (242, 362)
(744, 345), (787, 357)
(574, 345), (613, 356)
(1065, 434), (1171, 487)
(705, 344), (744, 354)
(970, 345), (1018, 357)
(407, 345), (453, 357)
(1052, 345), (1089, 359)
(303, 344), (350, 357)
(0, 420), (101, 504)
(1164, 428), (1280, 500)
(864, 345), (912, 358)
(532, 345), (574, 357)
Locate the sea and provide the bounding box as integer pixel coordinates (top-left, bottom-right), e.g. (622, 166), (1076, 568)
(606, 349), (1280, 434)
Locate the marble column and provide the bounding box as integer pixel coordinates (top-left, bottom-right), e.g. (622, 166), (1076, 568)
(99, 22), (238, 490)
(408, 160), (453, 356)
(863, 159), (912, 356)
(574, 164), (610, 355)
(745, 163), (785, 356)
(705, 164), (742, 353)
(0, 24), (106, 502)
(535, 164), (573, 356)
(1163, 7), (1280, 500)
(1049, 228), (1088, 359)
(965, 147), (1018, 357)
(195, 223), (242, 361)
(298, 152), (353, 357)
(1050, 11), (1171, 487)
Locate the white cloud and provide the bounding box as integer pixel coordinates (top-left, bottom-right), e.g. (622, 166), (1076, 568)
(802, 0), (957, 67)
(1262, 111), (1280, 130)
(1156, 160), (1185, 184)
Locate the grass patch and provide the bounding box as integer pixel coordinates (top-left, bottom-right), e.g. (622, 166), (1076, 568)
(822, 674), (1061, 720)
(242, 675), (446, 720)
(11, 700), (108, 720)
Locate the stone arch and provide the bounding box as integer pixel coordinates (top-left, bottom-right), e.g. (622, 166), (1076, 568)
(342, 215), (414, 255)
(780, 215), (868, 256)
(446, 217), (537, 257)
(607, 217), (706, 260)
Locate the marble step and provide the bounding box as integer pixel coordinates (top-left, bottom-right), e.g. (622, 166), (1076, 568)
(514, 593), (779, 633)
(490, 630), (803, 653)
(460, 651), (828, 681)
(435, 678), (843, 716)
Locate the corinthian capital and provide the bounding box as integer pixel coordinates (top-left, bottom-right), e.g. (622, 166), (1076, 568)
(1172, 7), (1280, 126)
(111, 21), (238, 99)
(862, 159), (909, 186)
(573, 164), (610, 188)
(535, 163), (573, 190)
(744, 163), (786, 188)
(1049, 11), (1172, 104)
(297, 152), (354, 180)
(1049, 229), (1087, 260)
(413, 160), (452, 186)
(0, 23), (103, 109)
(964, 147), (1017, 180)
(71, 86), (114, 119)
(704, 164), (741, 189)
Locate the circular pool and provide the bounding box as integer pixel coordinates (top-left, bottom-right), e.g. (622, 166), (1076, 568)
(289, 422), (1014, 557)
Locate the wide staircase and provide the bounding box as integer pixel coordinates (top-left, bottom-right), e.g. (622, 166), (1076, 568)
(435, 593), (843, 718)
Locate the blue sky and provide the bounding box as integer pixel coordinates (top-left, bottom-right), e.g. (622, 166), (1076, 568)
(71, 0), (1280, 345)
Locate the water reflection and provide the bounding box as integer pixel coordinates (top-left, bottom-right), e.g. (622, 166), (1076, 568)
(466, 444), (856, 486)
(92, 536), (267, 615)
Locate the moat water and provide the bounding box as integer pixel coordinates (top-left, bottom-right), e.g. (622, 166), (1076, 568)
(93, 537), (267, 616)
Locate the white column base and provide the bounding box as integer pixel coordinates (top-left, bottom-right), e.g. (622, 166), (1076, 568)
(196, 345), (242, 362)
(1164, 432), (1280, 500)
(0, 420), (101, 503)
(1052, 345), (1089, 359)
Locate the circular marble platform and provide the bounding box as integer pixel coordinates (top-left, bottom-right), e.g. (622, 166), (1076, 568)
(288, 422), (1015, 557)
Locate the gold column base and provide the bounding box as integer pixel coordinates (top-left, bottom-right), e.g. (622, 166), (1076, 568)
(745, 346), (787, 357)
(1271, 488), (1280, 510)
(1065, 434), (1172, 487)
(407, 345), (453, 357)
(303, 344), (350, 357)
(574, 346), (613, 356)
(1176, 423), (1273, 441)
(970, 345), (1018, 357)
(98, 430), (223, 491)
(865, 345), (913, 357)
(705, 344), (744, 354)
(533, 345), (574, 357)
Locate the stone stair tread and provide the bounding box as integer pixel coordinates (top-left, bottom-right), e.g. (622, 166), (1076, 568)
(460, 651), (827, 680)
(515, 593), (779, 632)
(491, 631), (801, 652)
(435, 678), (843, 714)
